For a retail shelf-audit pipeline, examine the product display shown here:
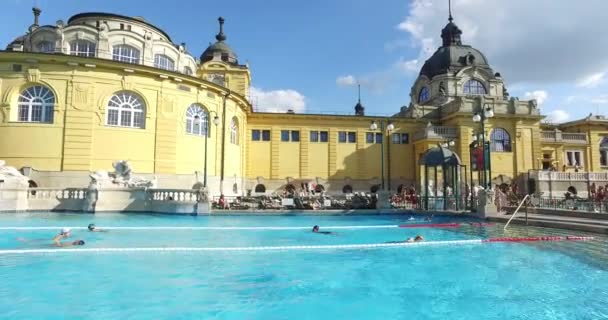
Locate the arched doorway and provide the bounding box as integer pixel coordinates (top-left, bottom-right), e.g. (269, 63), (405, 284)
(254, 184), (266, 193)
(342, 185), (353, 194)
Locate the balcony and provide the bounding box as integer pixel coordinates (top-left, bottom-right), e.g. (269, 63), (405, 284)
(413, 125), (458, 142)
(541, 130), (587, 144)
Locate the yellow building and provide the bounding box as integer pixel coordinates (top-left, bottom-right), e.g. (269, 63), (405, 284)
(0, 8), (606, 197)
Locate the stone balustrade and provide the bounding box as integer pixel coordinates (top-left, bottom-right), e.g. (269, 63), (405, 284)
(541, 130), (587, 144)
(413, 126), (458, 142)
(148, 189), (201, 202)
(532, 171), (608, 181)
(27, 188), (88, 200)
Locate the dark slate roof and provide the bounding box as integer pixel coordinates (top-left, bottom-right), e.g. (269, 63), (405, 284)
(67, 12), (172, 42)
(420, 146), (461, 166)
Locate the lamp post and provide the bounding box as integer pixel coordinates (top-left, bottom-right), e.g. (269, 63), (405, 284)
(219, 90), (231, 195)
(193, 111), (220, 188)
(370, 120), (395, 190)
(442, 139), (456, 149)
(472, 104), (494, 189)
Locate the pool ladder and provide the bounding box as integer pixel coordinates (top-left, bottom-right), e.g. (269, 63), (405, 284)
(504, 194), (532, 231)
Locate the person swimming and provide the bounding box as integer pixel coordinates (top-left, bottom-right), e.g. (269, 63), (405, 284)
(312, 225), (333, 235)
(408, 216), (415, 221)
(386, 234), (424, 244)
(54, 239), (85, 247)
(87, 223), (107, 232)
(52, 228), (71, 246)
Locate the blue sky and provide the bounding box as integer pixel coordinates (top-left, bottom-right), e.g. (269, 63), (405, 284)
(3, 0), (608, 121)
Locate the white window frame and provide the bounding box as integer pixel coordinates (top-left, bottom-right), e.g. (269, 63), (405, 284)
(186, 104), (208, 136)
(183, 66), (194, 76)
(69, 40), (96, 57)
(37, 41), (55, 53)
(17, 85), (55, 123)
(565, 150), (583, 167)
(154, 54), (175, 71)
(112, 45), (140, 64)
(106, 91), (145, 129)
(230, 118), (239, 145)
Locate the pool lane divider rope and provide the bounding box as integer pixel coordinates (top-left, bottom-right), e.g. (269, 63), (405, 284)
(0, 223), (495, 231)
(0, 236), (594, 255)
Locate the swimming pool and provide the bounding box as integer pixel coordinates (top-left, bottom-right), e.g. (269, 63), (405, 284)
(1, 212), (607, 319)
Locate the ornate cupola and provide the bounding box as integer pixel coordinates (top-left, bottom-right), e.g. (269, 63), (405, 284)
(440, 13), (462, 47)
(354, 84), (365, 116)
(200, 17), (238, 64)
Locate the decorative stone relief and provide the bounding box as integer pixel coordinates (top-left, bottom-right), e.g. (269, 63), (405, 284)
(26, 68), (41, 83)
(121, 76), (133, 91)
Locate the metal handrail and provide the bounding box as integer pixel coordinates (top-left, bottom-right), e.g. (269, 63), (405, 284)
(504, 194), (530, 230)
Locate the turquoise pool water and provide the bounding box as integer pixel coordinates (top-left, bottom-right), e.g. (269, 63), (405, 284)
(0, 212), (607, 319)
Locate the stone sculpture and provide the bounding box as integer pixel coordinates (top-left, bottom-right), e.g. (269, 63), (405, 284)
(0, 160), (29, 188)
(88, 160), (157, 189)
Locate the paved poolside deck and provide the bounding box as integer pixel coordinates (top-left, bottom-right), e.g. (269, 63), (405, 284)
(487, 210), (608, 234)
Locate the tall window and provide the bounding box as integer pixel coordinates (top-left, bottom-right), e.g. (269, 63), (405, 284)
(392, 133), (409, 144)
(154, 54), (175, 71)
(230, 118), (239, 145)
(185, 104), (208, 136)
(106, 91), (145, 128)
(600, 137), (608, 167)
(17, 85), (55, 123)
(490, 128), (511, 152)
(112, 45), (140, 64)
(310, 130), (328, 143)
(366, 132), (382, 144)
(338, 131), (356, 143)
(183, 66), (193, 76)
(565, 151), (583, 167)
(69, 40), (96, 57)
(37, 41), (55, 53)
(418, 87), (430, 103)
(463, 79), (486, 95)
(280, 130), (300, 142)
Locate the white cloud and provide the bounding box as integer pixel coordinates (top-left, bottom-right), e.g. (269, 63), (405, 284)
(523, 90), (548, 106)
(395, 58), (420, 73)
(336, 75), (357, 87)
(249, 87), (306, 113)
(590, 95), (608, 104)
(544, 110), (571, 123)
(577, 72), (605, 88)
(397, 0), (608, 84)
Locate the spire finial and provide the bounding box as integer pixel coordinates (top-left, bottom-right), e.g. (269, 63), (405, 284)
(32, 6), (41, 27)
(357, 83), (361, 103)
(215, 16), (227, 42)
(448, 0), (453, 22)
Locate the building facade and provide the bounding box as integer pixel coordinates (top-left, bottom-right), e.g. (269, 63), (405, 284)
(0, 8), (607, 197)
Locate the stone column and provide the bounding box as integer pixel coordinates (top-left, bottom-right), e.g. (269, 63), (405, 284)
(476, 188), (497, 218)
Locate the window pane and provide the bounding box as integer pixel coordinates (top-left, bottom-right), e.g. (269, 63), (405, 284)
(320, 131), (328, 142)
(366, 132), (374, 144)
(338, 132), (346, 143)
(291, 131), (300, 142)
(376, 133), (383, 144)
(31, 105), (42, 121)
(281, 130), (290, 142)
(392, 133), (400, 144)
(401, 133), (409, 144)
(262, 130), (271, 141)
(348, 132), (356, 143)
(18, 105), (28, 121)
(310, 131), (319, 142)
(252, 130), (260, 141)
(574, 152), (581, 166)
(120, 110), (132, 126)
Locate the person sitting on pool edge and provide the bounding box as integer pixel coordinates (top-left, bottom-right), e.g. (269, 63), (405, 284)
(312, 225), (332, 235)
(87, 223), (107, 232)
(54, 239), (85, 247)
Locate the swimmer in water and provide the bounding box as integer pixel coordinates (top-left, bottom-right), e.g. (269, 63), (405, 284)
(52, 228), (71, 245)
(386, 234), (424, 244)
(54, 239), (85, 247)
(87, 223), (107, 232)
(312, 225), (333, 235)
(408, 216), (415, 221)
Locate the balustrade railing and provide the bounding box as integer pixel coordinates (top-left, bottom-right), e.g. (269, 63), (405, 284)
(27, 188), (88, 200)
(532, 171), (608, 181)
(413, 126), (458, 142)
(148, 189), (200, 202)
(540, 130), (587, 144)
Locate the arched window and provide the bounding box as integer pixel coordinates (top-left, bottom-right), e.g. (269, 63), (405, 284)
(154, 54), (175, 71)
(37, 41), (55, 53)
(112, 45), (140, 64)
(106, 91), (145, 128)
(254, 184), (266, 193)
(418, 87), (430, 103)
(490, 128), (511, 152)
(342, 185), (353, 194)
(230, 118), (239, 145)
(69, 40), (96, 57)
(17, 85), (55, 123)
(463, 79), (486, 95)
(186, 104), (208, 136)
(183, 66), (193, 76)
(600, 137), (608, 166)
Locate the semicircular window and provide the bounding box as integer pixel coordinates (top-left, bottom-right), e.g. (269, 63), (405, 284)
(106, 91), (145, 129)
(18, 85), (55, 123)
(463, 79), (486, 95)
(185, 104), (208, 136)
(418, 87), (430, 103)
